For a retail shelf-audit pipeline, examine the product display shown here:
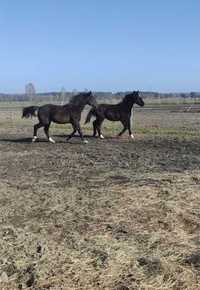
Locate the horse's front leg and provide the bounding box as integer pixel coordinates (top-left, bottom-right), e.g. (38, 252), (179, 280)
(44, 124), (56, 143)
(127, 119), (134, 139)
(68, 121), (88, 144)
(33, 122), (43, 142)
(118, 126), (127, 137)
(118, 119), (127, 137)
(66, 129), (76, 141)
(66, 123), (76, 142)
(118, 118), (134, 139)
(93, 120), (97, 137)
(95, 118), (104, 139)
(77, 124), (88, 144)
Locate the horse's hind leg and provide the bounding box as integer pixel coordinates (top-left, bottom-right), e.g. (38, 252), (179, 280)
(73, 121), (88, 143)
(44, 124), (55, 143)
(33, 123), (43, 142)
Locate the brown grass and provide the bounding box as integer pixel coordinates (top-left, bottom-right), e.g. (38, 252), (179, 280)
(0, 104), (200, 289)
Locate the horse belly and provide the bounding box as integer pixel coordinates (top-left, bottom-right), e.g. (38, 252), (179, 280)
(105, 111), (120, 121)
(52, 112), (70, 124)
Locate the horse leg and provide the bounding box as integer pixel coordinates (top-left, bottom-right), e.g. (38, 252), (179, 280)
(118, 120), (128, 137)
(93, 120), (97, 137)
(96, 118), (104, 139)
(77, 124), (88, 144)
(127, 119), (134, 139)
(33, 123), (43, 142)
(44, 124), (55, 143)
(66, 125), (77, 142)
(118, 127), (127, 137)
(71, 120), (88, 143)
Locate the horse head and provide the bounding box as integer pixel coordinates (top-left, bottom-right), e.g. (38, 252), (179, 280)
(133, 91), (144, 107)
(123, 91), (144, 107)
(84, 91), (98, 108)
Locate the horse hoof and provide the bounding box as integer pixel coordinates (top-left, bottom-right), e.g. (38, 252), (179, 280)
(83, 140), (88, 144)
(32, 136), (37, 142)
(49, 137), (56, 144)
(130, 134), (135, 139)
(100, 134), (105, 139)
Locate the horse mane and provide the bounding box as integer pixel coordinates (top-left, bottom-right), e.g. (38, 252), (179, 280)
(69, 91), (95, 106)
(122, 91), (138, 104)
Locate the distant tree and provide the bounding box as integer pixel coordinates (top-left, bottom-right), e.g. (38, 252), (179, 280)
(60, 87), (66, 104)
(190, 92), (196, 99)
(180, 93), (186, 99)
(25, 83), (36, 102)
(72, 89), (77, 95)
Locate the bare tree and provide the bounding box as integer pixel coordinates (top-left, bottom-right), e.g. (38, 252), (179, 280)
(60, 87), (66, 105)
(25, 83), (36, 102)
(72, 89), (77, 95)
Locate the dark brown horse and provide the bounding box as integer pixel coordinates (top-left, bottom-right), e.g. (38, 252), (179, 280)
(22, 91), (97, 143)
(85, 91), (144, 139)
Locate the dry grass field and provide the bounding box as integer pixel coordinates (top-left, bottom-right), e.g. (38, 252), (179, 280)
(0, 102), (200, 289)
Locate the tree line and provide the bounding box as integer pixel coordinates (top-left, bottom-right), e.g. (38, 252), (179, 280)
(0, 91), (200, 102)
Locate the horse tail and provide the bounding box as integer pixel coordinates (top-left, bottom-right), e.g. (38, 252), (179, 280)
(85, 108), (96, 124)
(22, 106), (39, 118)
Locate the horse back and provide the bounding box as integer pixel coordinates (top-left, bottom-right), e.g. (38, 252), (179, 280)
(38, 104), (71, 124)
(90, 94), (135, 126)
(96, 103), (123, 121)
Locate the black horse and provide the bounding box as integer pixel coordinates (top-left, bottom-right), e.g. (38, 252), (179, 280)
(85, 91), (144, 139)
(22, 91), (97, 143)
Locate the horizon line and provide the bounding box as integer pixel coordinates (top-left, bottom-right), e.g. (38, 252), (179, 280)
(0, 90), (200, 95)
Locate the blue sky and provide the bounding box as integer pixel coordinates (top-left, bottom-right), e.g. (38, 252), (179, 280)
(0, 0), (199, 93)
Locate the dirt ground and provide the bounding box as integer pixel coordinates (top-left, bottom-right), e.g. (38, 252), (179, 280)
(0, 105), (200, 290)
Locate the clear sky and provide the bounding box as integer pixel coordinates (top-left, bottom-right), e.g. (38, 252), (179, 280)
(0, 0), (199, 93)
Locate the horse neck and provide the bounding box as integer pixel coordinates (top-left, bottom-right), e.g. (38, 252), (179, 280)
(76, 103), (87, 113)
(122, 100), (135, 111)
